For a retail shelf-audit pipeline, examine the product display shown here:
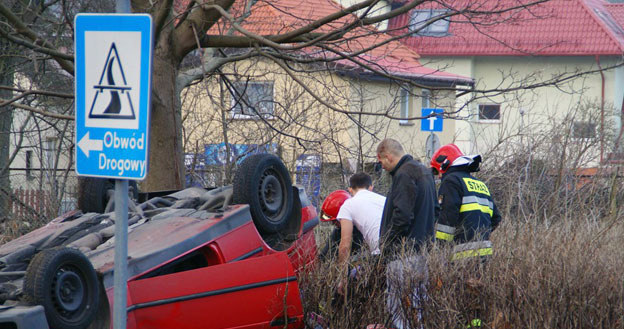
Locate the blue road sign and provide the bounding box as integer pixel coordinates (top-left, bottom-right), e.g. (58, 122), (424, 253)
(75, 14), (153, 180)
(421, 108), (444, 132)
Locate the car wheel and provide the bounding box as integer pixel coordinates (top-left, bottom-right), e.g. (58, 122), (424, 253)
(233, 154), (294, 234)
(23, 247), (100, 329)
(78, 177), (138, 213)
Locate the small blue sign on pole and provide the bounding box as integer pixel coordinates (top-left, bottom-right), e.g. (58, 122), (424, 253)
(75, 14), (152, 180)
(421, 108), (444, 132)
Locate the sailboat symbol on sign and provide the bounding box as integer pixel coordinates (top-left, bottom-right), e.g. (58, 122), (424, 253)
(88, 43), (136, 120)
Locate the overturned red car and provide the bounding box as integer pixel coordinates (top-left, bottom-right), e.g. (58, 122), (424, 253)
(0, 154), (318, 329)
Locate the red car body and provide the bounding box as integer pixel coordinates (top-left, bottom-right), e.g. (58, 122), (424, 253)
(0, 186), (319, 329)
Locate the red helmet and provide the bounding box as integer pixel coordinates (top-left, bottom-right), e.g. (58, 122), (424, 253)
(430, 144), (463, 175)
(320, 190), (350, 222)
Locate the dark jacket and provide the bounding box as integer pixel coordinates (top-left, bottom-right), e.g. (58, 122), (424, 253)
(436, 166), (501, 244)
(380, 155), (438, 254)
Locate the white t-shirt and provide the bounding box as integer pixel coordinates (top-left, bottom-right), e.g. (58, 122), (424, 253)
(336, 189), (386, 255)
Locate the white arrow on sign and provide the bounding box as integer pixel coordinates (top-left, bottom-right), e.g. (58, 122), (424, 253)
(427, 115), (437, 130)
(78, 131), (103, 158)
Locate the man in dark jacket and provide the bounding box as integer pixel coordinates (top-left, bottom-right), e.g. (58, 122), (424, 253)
(376, 138), (438, 254)
(376, 138), (438, 329)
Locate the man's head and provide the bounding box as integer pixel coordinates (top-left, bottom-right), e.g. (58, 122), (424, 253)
(348, 172), (373, 195)
(376, 138), (405, 172)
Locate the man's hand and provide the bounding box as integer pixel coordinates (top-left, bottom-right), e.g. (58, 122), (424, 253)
(338, 219), (353, 265)
(337, 219), (353, 296)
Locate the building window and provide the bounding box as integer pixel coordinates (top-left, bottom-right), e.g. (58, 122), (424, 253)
(478, 104), (501, 121)
(572, 121), (596, 139)
(43, 139), (56, 169)
(399, 88), (411, 125)
(421, 89), (432, 109)
(409, 9), (450, 36)
(231, 81), (274, 119)
(25, 150), (33, 180)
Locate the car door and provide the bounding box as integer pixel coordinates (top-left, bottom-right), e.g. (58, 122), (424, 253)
(126, 252), (303, 329)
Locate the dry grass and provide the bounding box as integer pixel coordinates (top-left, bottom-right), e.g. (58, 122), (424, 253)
(303, 216), (624, 329)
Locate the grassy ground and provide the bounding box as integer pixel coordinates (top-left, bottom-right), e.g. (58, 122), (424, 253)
(303, 218), (624, 329)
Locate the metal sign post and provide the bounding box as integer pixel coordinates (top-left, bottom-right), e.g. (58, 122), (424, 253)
(74, 7), (151, 329)
(425, 131), (441, 161)
(113, 180), (129, 329)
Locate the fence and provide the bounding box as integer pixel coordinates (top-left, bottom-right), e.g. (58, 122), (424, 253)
(9, 189), (52, 219)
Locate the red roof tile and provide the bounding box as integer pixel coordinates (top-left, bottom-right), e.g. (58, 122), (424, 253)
(207, 0), (472, 83)
(605, 3), (624, 32)
(388, 0), (624, 56)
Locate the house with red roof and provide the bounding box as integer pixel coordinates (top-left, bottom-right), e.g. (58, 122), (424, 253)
(182, 0), (472, 188)
(387, 0), (624, 164)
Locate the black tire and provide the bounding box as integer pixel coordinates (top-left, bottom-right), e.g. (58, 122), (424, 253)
(78, 177), (138, 213)
(233, 154), (294, 234)
(23, 248), (100, 329)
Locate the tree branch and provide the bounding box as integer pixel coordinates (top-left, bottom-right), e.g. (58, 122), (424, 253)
(0, 98), (73, 120)
(0, 2), (74, 75)
(0, 27), (73, 61)
(268, 0), (377, 42)
(199, 33), (328, 48)
(173, 0), (236, 59)
(0, 85), (73, 98)
(176, 51), (262, 91)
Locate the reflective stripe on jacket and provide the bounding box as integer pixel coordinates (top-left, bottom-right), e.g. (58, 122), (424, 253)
(450, 240), (493, 260)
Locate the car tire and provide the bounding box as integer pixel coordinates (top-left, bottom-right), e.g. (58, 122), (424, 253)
(23, 247), (100, 329)
(233, 154), (294, 234)
(78, 177), (138, 213)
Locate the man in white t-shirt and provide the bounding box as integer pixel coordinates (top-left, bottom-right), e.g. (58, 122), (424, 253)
(336, 172), (386, 265)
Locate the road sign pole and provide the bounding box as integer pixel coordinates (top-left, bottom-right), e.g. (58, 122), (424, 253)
(112, 4), (130, 329)
(116, 0), (130, 13)
(113, 179), (129, 329)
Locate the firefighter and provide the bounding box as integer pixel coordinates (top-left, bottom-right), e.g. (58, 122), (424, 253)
(430, 144), (502, 328)
(430, 144), (501, 257)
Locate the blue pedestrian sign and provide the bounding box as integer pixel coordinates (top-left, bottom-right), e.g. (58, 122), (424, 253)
(421, 108), (444, 132)
(75, 14), (153, 180)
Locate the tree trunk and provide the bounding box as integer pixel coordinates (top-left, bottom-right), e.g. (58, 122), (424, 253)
(0, 39), (14, 219)
(141, 26), (185, 192)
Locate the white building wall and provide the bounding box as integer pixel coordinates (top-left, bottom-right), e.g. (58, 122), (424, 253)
(418, 55), (623, 165)
(8, 74), (78, 215)
(333, 0), (391, 30)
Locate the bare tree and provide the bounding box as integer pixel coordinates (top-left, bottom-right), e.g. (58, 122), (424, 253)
(2, 0), (618, 195)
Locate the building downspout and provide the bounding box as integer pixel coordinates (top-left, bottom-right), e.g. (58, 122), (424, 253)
(595, 55), (605, 164)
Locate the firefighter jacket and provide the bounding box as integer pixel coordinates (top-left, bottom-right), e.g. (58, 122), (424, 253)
(435, 166), (501, 260)
(380, 155), (438, 254)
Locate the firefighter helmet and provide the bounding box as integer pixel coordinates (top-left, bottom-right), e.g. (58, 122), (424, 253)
(431, 144), (463, 175)
(320, 190), (350, 222)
